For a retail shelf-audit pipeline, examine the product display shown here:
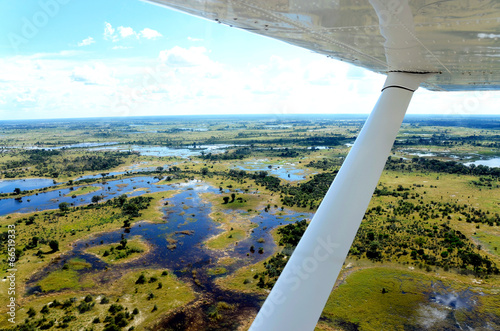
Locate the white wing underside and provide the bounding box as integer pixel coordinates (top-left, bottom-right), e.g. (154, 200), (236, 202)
(146, 0), (500, 91)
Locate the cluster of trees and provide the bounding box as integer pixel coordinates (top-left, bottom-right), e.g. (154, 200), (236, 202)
(471, 176), (498, 188)
(351, 219), (498, 275)
(13, 294), (140, 330)
(385, 157), (500, 178)
(225, 168), (336, 208)
(112, 195), (153, 218)
(201, 148), (252, 161)
(254, 220), (308, 289)
(349, 197), (499, 275)
(280, 172), (337, 209)
(306, 158), (343, 170)
(224, 169), (281, 192)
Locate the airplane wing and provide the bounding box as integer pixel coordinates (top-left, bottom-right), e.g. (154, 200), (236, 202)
(144, 1), (500, 330)
(146, 0), (500, 91)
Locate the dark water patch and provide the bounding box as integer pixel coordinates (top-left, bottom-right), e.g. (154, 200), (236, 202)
(232, 210), (312, 265)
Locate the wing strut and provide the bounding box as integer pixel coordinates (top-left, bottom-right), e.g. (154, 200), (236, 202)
(250, 71), (432, 331)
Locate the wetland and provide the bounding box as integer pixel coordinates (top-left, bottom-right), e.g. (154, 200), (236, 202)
(0, 114), (499, 330)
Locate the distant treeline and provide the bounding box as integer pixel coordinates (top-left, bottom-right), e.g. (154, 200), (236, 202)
(1, 150), (133, 179)
(385, 157), (500, 178)
(394, 134), (500, 148)
(402, 116), (500, 129)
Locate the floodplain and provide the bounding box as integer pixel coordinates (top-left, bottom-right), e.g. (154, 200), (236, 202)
(0, 114), (499, 330)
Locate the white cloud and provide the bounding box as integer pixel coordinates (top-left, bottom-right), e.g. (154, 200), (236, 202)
(118, 26), (137, 39)
(2, 50), (500, 120)
(78, 37), (95, 47)
(112, 46), (132, 50)
(71, 63), (118, 85)
(159, 46), (211, 67)
(141, 28), (162, 40)
(103, 23), (161, 43)
(103, 22), (117, 42)
(187, 36), (203, 42)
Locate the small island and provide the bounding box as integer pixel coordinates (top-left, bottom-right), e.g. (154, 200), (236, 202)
(64, 185), (101, 197)
(85, 236), (150, 264)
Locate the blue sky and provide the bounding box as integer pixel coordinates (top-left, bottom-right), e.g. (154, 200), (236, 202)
(0, 0), (498, 120)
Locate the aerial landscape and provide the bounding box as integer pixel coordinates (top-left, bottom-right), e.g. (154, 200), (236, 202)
(3, 0), (500, 329)
(0, 114), (498, 330)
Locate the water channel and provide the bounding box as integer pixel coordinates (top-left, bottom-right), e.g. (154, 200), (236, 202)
(19, 179), (311, 329)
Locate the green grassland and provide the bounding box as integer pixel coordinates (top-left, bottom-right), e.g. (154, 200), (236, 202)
(317, 266), (498, 331)
(38, 258), (95, 292)
(4, 269), (194, 330)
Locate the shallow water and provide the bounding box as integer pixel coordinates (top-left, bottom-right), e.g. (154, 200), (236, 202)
(0, 176), (174, 216)
(0, 178), (58, 194)
(26, 181), (312, 299)
(465, 157), (500, 168)
(233, 160), (312, 181)
(90, 144), (237, 157)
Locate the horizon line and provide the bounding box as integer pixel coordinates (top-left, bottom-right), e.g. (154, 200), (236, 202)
(2, 113), (500, 122)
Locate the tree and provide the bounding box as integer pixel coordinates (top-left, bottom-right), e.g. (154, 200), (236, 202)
(122, 203), (139, 217)
(27, 307), (36, 318)
(13, 187), (21, 195)
(119, 239), (127, 249)
(91, 195), (102, 204)
(222, 196), (230, 204)
(49, 240), (59, 252)
(40, 305), (49, 314)
(115, 194), (127, 207)
(59, 202), (70, 212)
(31, 236), (39, 247)
(201, 167), (209, 175)
(230, 193), (236, 203)
(135, 274), (146, 284)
